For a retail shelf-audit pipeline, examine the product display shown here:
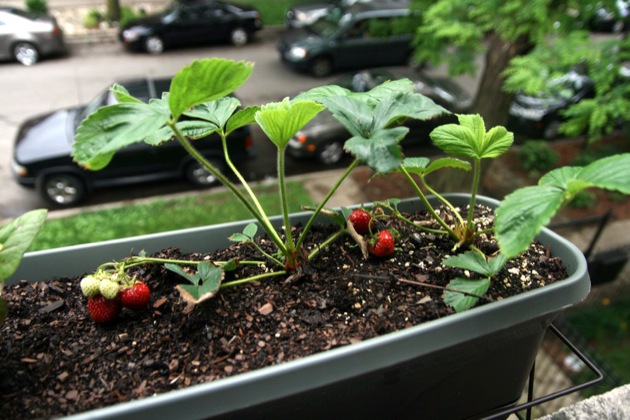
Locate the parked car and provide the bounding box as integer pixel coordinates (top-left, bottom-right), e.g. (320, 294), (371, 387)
(119, 0), (262, 54)
(287, 67), (472, 164)
(507, 71), (595, 140)
(284, 0), (407, 28)
(11, 78), (254, 207)
(0, 6), (66, 65)
(277, 2), (420, 77)
(589, 0), (629, 32)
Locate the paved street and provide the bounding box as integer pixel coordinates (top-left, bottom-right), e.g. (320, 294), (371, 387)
(0, 35), (340, 219)
(0, 26), (480, 220)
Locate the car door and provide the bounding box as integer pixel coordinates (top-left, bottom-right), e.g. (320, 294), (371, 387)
(163, 3), (208, 48)
(199, 2), (232, 42)
(334, 16), (408, 70)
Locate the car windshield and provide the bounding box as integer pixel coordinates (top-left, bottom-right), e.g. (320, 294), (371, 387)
(308, 12), (347, 37)
(2, 7), (42, 20)
(75, 89), (117, 127)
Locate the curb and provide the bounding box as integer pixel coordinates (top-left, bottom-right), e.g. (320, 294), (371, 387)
(64, 26), (285, 46)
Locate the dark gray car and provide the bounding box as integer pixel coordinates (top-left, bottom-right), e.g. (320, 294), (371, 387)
(277, 2), (419, 77)
(0, 7), (66, 65)
(286, 68), (472, 165)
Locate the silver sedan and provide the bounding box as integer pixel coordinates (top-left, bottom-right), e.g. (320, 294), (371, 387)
(0, 7), (66, 65)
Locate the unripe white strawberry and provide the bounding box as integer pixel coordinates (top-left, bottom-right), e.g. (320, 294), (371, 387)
(99, 279), (120, 300)
(80, 276), (101, 297)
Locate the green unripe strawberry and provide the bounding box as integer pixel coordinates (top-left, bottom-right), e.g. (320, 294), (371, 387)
(80, 276), (101, 297)
(99, 279), (120, 300)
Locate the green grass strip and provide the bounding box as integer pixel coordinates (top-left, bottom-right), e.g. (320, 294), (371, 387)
(29, 181), (314, 251)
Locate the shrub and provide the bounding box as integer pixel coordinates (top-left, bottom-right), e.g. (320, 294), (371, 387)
(517, 140), (559, 173)
(83, 9), (103, 29)
(119, 6), (146, 28)
(25, 0), (47, 14)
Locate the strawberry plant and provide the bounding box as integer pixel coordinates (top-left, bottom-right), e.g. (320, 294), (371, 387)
(71, 57), (630, 316)
(0, 209), (47, 324)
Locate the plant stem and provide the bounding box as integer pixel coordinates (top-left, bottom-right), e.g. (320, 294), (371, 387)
(277, 147), (295, 252)
(221, 270), (287, 288)
(308, 228), (347, 260)
(170, 122), (288, 254)
(467, 158), (481, 231)
(399, 165), (456, 237)
(296, 159), (360, 251)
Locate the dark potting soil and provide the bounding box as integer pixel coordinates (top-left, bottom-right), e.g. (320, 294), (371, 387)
(0, 205), (568, 419)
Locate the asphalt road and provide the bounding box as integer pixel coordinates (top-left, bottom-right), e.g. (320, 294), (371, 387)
(0, 35), (477, 220)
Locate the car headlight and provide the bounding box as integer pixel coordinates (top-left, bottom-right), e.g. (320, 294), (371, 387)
(287, 47), (308, 60)
(509, 104), (546, 120)
(11, 159), (28, 177)
(122, 29), (140, 42)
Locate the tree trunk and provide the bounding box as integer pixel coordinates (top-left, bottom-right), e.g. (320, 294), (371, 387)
(472, 33), (534, 128)
(106, 0), (121, 22)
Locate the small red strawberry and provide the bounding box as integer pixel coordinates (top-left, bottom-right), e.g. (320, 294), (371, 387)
(348, 209), (373, 235)
(368, 229), (396, 258)
(87, 295), (122, 323)
(121, 281), (151, 311)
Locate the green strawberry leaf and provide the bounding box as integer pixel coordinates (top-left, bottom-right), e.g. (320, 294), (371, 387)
(72, 100), (170, 170)
(345, 126), (409, 173)
(183, 96), (241, 128)
(169, 262), (223, 305)
(221, 259), (239, 272)
(110, 84), (143, 104)
(372, 91), (448, 131)
(169, 59), (253, 120)
(226, 106), (260, 136)
(255, 99), (324, 149)
(442, 250), (507, 277)
(444, 277), (491, 312)
(165, 263), (199, 285)
(573, 153), (630, 194)
(430, 114), (513, 160)
(0, 209), (47, 282)
(495, 185), (565, 258)
(401, 157), (471, 176)
(315, 96), (375, 138)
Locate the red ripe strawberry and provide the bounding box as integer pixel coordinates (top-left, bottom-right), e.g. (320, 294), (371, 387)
(348, 209), (372, 235)
(87, 295), (122, 323)
(368, 229), (396, 258)
(121, 282), (151, 311)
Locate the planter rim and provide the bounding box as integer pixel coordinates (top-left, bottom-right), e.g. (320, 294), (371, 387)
(9, 194), (590, 419)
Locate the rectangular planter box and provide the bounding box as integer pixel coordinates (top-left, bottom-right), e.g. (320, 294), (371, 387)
(7, 195), (590, 419)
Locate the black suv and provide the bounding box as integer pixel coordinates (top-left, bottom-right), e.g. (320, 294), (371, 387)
(11, 78), (254, 207)
(277, 2), (419, 77)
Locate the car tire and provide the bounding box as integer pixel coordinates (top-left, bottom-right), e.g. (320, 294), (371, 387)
(310, 56), (332, 78)
(144, 35), (164, 54)
(543, 120), (561, 140)
(40, 173), (86, 207)
(185, 160), (222, 187)
(230, 28), (248, 46)
(319, 141), (344, 165)
(13, 42), (40, 66)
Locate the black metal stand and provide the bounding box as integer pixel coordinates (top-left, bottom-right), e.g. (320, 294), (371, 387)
(483, 323), (604, 420)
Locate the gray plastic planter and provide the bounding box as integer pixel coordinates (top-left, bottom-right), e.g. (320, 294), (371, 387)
(8, 195), (590, 419)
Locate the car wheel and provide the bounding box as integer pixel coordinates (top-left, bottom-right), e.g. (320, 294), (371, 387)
(144, 35), (164, 54)
(230, 28), (248, 46)
(543, 120), (561, 140)
(40, 174), (86, 207)
(319, 141), (344, 165)
(185, 160), (222, 187)
(13, 42), (40, 66)
(310, 57), (332, 78)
